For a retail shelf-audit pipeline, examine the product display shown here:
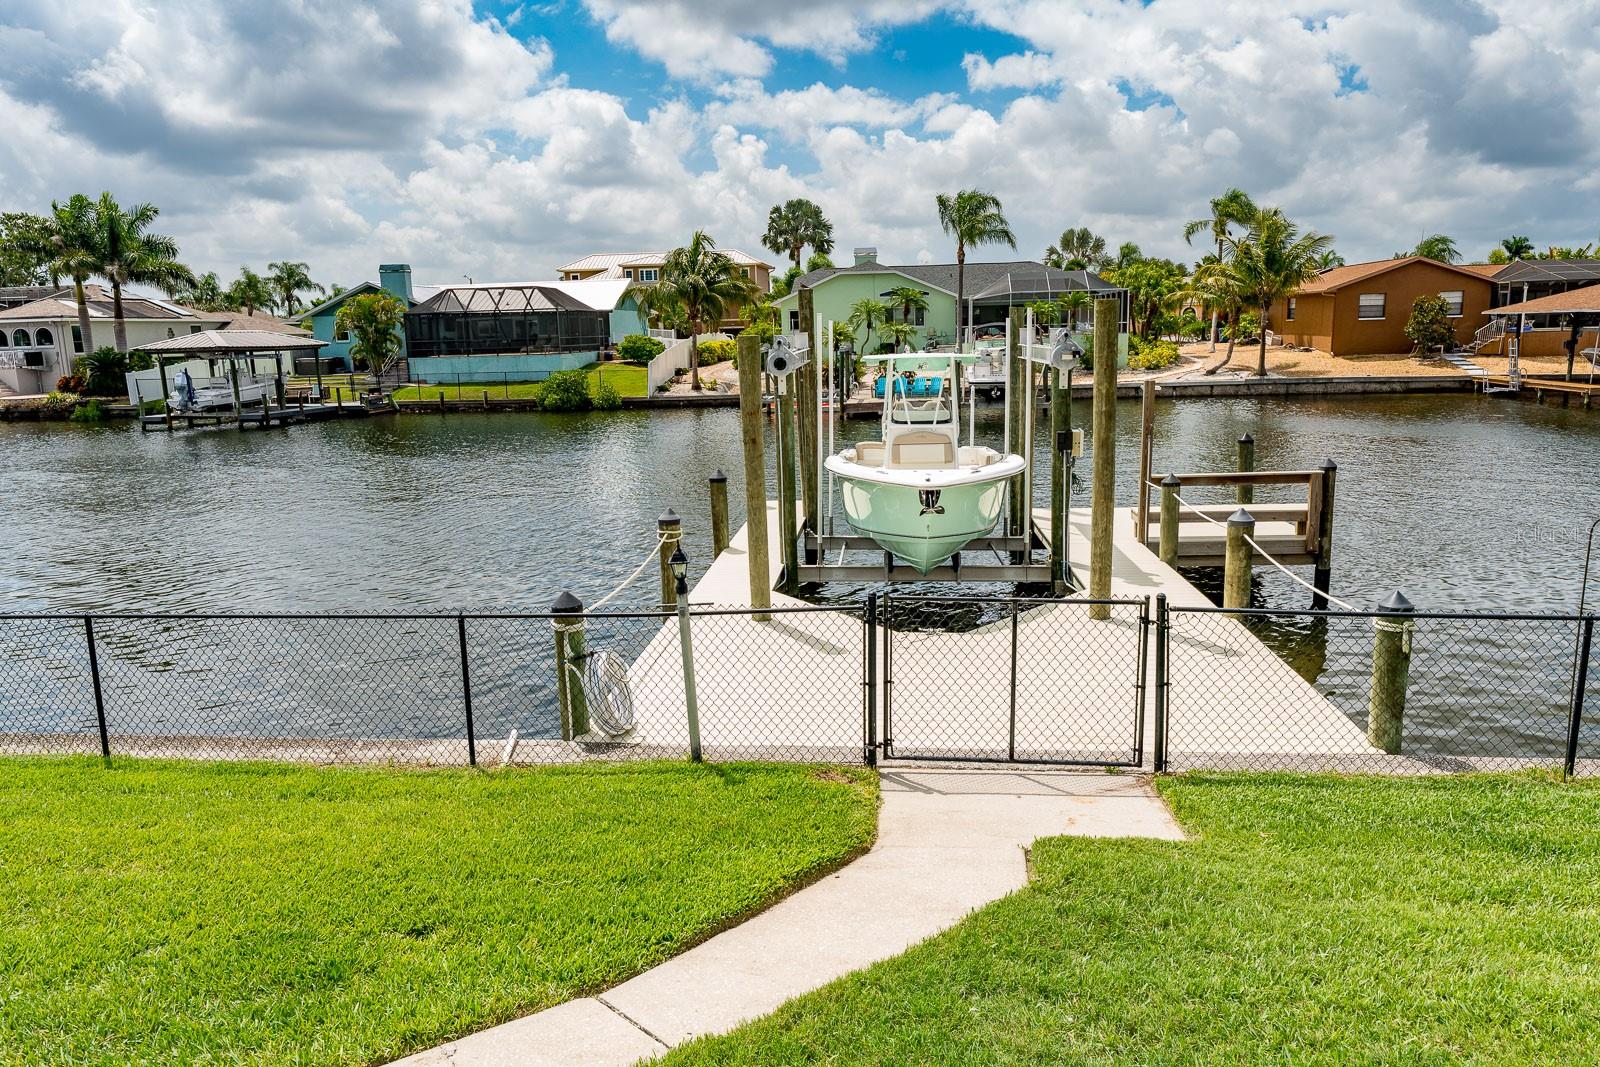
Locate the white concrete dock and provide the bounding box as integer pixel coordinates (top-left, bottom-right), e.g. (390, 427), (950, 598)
(619, 500), (1373, 767)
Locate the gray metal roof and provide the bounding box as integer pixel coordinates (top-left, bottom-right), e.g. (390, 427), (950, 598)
(140, 329), (326, 353)
(793, 260), (1114, 301)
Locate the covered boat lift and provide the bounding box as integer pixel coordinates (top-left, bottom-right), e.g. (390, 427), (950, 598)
(137, 329), (336, 430)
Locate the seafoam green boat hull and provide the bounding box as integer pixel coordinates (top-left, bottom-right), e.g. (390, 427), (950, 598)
(837, 475), (1008, 574)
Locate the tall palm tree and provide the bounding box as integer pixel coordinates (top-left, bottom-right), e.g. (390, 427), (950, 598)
(1500, 235), (1535, 261)
(334, 292), (408, 380)
(267, 260), (324, 316)
(177, 271), (226, 312)
(1219, 208), (1334, 377)
(935, 189), (1016, 334)
(846, 297), (888, 358)
(1057, 289), (1092, 331)
(1399, 234), (1460, 263)
(1044, 227), (1109, 271)
(1177, 267), (1247, 375)
(91, 193), (194, 353)
(625, 231), (757, 391)
(761, 199), (835, 275)
(46, 194), (102, 358)
(226, 267), (274, 317)
(1183, 188), (1258, 351)
(883, 285), (929, 331)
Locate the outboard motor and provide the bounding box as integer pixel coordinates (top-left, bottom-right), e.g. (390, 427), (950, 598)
(171, 368), (196, 412)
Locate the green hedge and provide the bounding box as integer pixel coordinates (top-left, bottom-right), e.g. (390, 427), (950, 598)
(1129, 337), (1181, 371)
(697, 338), (736, 366)
(617, 334), (666, 362)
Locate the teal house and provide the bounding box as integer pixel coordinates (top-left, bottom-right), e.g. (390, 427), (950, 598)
(302, 264), (417, 371)
(774, 248), (1124, 352)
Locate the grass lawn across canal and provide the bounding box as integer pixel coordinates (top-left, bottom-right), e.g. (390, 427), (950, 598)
(0, 758), (877, 1066)
(667, 772), (1600, 1066)
(392, 363), (647, 403)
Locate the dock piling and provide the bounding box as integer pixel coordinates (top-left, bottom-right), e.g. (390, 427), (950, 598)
(1159, 475), (1181, 566)
(1236, 433), (1255, 504)
(736, 331), (772, 620)
(1049, 366), (1070, 592)
(709, 470), (729, 558)
(1088, 297), (1120, 619)
(1368, 590), (1414, 754)
(776, 378), (799, 593)
(551, 592), (589, 742)
(1223, 508), (1255, 610)
(657, 509), (681, 609)
(1006, 309), (1027, 557)
(795, 287), (820, 544)
(1313, 459), (1338, 606)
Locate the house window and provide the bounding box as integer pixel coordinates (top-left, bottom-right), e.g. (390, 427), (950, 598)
(742, 267), (751, 277)
(335, 326), (350, 341)
(167, 328), (176, 338)
(1286, 297), (1296, 322)
(0, 331), (8, 347)
(639, 269), (659, 282)
(1439, 290), (1464, 317)
(72, 325), (83, 352)
(34, 328), (53, 346)
(10, 330), (26, 347)
(789, 309), (799, 331)
(190, 324), (203, 333)
(1357, 293), (1385, 320)
(624, 269), (634, 279)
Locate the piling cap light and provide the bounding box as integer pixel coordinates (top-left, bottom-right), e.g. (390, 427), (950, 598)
(669, 545), (688, 583)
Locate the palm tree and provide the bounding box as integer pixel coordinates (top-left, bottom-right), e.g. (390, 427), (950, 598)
(935, 189), (1017, 335)
(46, 194), (101, 358)
(1315, 250), (1346, 270)
(334, 292), (408, 380)
(1177, 267), (1246, 375)
(883, 284), (929, 333)
(1219, 208), (1334, 377)
(846, 297), (888, 357)
(267, 261), (324, 316)
(177, 271), (226, 312)
(1398, 234), (1460, 263)
(1183, 188), (1258, 351)
(761, 199), (835, 275)
(225, 267), (274, 317)
(90, 193), (194, 353)
(1113, 242), (1144, 270)
(1044, 227), (1109, 271)
(882, 320), (919, 352)
(1500, 235), (1535, 261)
(625, 230), (757, 391)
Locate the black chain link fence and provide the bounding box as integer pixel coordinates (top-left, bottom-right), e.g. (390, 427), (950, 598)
(1160, 605), (1597, 775)
(4, 599), (1597, 775)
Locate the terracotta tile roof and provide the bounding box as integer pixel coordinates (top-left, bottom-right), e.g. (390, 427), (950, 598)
(1456, 263), (1505, 278)
(1298, 256), (1502, 294)
(1484, 285), (1600, 316)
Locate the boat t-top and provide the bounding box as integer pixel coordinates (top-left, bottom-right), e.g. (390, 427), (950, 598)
(825, 351), (1025, 574)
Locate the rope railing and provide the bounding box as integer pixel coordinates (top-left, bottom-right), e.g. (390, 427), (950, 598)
(1169, 489), (1360, 612)
(588, 530), (676, 611)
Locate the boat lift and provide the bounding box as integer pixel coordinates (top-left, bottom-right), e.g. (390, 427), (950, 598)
(779, 307), (1083, 588)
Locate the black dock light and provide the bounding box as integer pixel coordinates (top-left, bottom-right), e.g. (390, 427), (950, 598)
(670, 544), (689, 596)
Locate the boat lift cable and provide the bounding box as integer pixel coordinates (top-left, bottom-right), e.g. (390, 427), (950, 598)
(1169, 489), (1360, 612)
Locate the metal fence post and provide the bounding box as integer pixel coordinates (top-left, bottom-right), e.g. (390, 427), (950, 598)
(864, 591), (878, 766)
(1565, 615), (1594, 777)
(458, 615), (476, 767)
(1153, 594), (1168, 772)
(1007, 599), (1020, 761)
(84, 617), (110, 764)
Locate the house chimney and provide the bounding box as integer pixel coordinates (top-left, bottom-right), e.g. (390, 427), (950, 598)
(378, 263), (413, 302)
(853, 247), (878, 267)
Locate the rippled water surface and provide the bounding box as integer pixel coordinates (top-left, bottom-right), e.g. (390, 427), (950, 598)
(4, 393), (1597, 614)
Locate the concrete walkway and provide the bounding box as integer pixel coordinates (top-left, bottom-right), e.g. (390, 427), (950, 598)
(391, 769), (1183, 1067)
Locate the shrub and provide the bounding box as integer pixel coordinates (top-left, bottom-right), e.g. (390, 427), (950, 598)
(77, 347), (129, 396)
(539, 370), (591, 412)
(1177, 315), (1208, 340)
(127, 350), (154, 372)
(1226, 312), (1261, 342)
(56, 373), (86, 393)
(589, 375), (622, 411)
(696, 338), (736, 366)
(1129, 336), (1181, 371)
(617, 334), (666, 363)
(1405, 294), (1454, 354)
(43, 390), (81, 415)
(69, 398), (106, 423)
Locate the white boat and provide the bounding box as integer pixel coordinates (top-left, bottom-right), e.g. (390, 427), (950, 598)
(169, 368), (275, 412)
(825, 352), (1025, 574)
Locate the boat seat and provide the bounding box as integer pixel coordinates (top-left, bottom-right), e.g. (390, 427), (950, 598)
(855, 440), (886, 466)
(887, 430), (956, 469)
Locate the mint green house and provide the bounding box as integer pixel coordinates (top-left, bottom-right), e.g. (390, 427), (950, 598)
(302, 264), (417, 371)
(774, 248), (1124, 353)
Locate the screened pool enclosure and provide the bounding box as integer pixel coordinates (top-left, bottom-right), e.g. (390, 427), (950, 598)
(405, 285), (610, 358)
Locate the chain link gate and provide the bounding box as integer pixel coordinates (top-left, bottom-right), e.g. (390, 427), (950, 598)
(873, 593), (1150, 767)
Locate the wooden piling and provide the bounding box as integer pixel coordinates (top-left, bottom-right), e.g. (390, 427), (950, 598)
(1135, 379), (1155, 537)
(1223, 508), (1255, 610)
(229, 359), (243, 429)
(159, 358), (173, 430)
(709, 470), (729, 558)
(1236, 433), (1255, 504)
(551, 592), (589, 741)
(736, 331), (772, 619)
(1049, 365), (1070, 592)
(1088, 298), (1119, 619)
(1312, 459), (1337, 607)
(775, 379), (799, 593)
(1368, 590), (1414, 754)
(1159, 475), (1181, 566)
(657, 509), (681, 608)
(1006, 308), (1028, 547)
(795, 286), (820, 542)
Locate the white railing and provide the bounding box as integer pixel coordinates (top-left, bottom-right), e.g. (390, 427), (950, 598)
(647, 328), (677, 342)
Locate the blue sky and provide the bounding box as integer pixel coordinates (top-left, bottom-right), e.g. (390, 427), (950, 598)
(0, 0), (1595, 285)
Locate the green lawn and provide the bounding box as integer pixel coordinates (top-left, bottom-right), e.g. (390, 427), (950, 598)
(392, 363), (647, 403)
(668, 773), (1600, 1066)
(0, 758), (876, 1066)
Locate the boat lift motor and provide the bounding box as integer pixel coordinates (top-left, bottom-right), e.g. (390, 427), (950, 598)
(763, 336), (811, 378)
(1045, 328), (1082, 372)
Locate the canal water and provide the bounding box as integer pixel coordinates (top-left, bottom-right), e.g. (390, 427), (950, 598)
(3, 394), (1597, 763)
(3, 393), (1596, 615)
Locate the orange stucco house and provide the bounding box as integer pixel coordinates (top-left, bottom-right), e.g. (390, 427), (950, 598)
(1269, 257), (1500, 356)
